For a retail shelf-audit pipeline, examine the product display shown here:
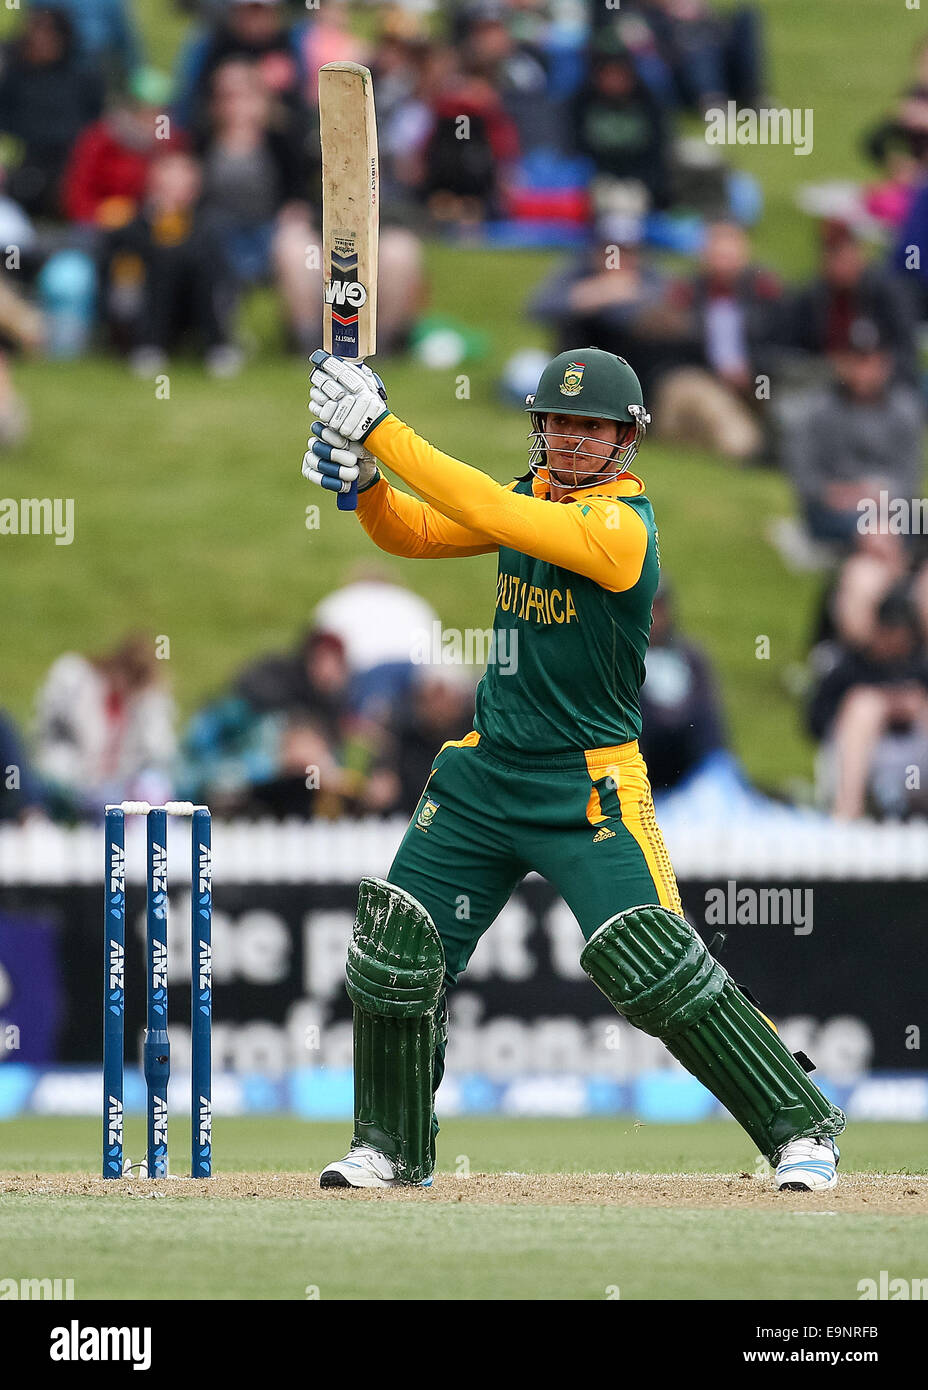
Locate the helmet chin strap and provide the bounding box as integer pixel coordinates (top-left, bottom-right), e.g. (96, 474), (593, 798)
(555, 433), (590, 490)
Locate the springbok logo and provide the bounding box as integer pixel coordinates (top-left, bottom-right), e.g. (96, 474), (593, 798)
(559, 361), (585, 396)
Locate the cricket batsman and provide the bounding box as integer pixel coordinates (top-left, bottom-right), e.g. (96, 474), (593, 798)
(301, 345), (845, 1192)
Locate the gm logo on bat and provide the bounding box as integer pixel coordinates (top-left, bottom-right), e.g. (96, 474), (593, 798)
(325, 280), (368, 309)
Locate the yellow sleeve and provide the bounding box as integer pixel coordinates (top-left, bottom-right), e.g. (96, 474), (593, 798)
(366, 414), (648, 592)
(356, 473), (500, 560)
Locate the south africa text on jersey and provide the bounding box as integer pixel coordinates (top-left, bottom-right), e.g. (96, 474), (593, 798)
(496, 573), (578, 625)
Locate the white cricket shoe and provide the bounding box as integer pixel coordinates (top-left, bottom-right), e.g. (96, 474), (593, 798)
(320, 1144), (435, 1189)
(775, 1136), (840, 1191)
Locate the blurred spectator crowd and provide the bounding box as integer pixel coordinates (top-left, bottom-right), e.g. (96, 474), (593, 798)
(1, 571), (478, 823)
(0, 0), (773, 410)
(2, 0), (928, 823)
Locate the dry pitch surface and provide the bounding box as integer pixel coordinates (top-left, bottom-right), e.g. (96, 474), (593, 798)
(4, 1170), (927, 1213)
(3, 1124), (926, 1298)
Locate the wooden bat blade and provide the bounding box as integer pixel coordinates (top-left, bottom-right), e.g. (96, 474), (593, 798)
(320, 61), (379, 363)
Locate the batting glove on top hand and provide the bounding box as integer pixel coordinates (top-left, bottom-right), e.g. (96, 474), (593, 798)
(308, 349), (390, 442)
(302, 422), (380, 496)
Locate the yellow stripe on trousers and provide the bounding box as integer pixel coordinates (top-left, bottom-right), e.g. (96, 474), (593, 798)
(584, 744), (683, 916)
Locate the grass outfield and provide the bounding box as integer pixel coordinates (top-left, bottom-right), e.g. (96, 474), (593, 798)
(2, 0), (923, 793)
(2, 1117), (926, 1300)
(5, 349), (821, 792)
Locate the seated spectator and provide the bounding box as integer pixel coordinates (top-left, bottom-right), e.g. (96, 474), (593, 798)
(198, 58), (320, 353)
(299, 0), (367, 104)
(638, 0), (764, 113)
(595, 4), (678, 108)
(891, 157), (928, 322)
(183, 629), (397, 817)
(181, 690), (282, 815)
(34, 634), (177, 816)
(864, 35), (928, 230)
(571, 31), (670, 214)
(0, 710), (46, 821)
(865, 150), (924, 237)
(101, 149), (240, 375)
(653, 220), (783, 461)
(369, 21), (434, 209)
(41, 0), (142, 85)
(236, 627), (349, 727)
(791, 220), (917, 386)
(391, 668), (477, 815)
(778, 318), (923, 546)
(63, 68), (181, 229)
(830, 532), (912, 652)
(314, 571), (440, 719)
(528, 222), (673, 398)
(173, 0), (309, 134)
(248, 717), (398, 819)
(864, 125), (928, 237)
(638, 578), (731, 793)
(0, 6), (105, 218)
(419, 61), (520, 226)
(458, 1), (550, 152)
(809, 593), (928, 819)
(830, 531), (928, 668)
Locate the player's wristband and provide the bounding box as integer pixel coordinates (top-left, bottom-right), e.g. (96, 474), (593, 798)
(359, 408), (390, 442)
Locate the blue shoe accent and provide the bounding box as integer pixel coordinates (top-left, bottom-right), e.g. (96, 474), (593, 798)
(775, 1136), (839, 1190)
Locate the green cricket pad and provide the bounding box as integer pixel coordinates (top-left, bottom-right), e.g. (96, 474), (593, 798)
(346, 878), (445, 1183)
(581, 904), (845, 1163)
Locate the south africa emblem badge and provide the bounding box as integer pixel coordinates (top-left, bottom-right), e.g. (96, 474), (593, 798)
(559, 361), (585, 396)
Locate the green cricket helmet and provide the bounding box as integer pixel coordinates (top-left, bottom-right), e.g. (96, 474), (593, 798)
(524, 347), (650, 485)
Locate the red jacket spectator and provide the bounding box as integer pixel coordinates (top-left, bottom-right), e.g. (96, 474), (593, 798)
(430, 84), (519, 167)
(64, 122), (153, 224)
(421, 78), (520, 219)
(63, 70), (182, 226)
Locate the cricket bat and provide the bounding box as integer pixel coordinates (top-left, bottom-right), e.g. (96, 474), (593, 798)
(319, 61), (379, 512)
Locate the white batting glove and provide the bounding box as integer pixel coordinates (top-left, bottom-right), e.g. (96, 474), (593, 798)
(302, 423), (380, 496)
(308, 349), (389, 442)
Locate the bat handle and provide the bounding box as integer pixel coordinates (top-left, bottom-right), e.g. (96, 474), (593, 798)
(335, 353), (366, 511)
(337, 480), (358, 511)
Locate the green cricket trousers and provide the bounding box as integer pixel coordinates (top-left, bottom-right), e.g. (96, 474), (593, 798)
(386, 730), (683, 1095)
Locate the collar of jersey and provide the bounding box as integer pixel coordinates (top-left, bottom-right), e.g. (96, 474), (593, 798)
(531, 469), (646, 502)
